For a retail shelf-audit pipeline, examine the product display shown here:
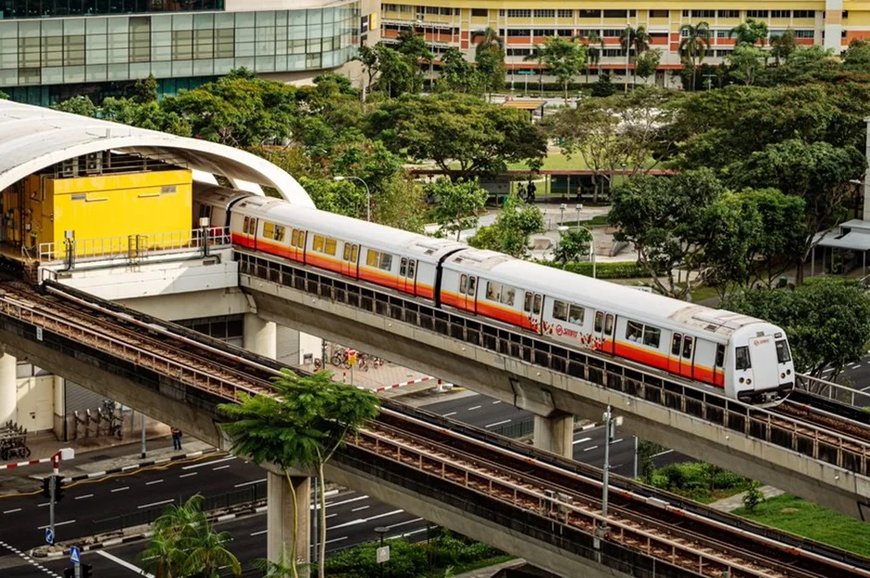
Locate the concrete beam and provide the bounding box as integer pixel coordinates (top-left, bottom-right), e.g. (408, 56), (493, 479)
(267, 471), (311, 568)
(242, 278), (870, 519)
(534, 413), (574, 459)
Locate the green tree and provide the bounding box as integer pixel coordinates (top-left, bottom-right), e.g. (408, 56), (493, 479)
(590, 73), (616, 97)
(439, 47), (481, 94)
(727, 44), (766, 85)
(468, 193), (544, 257)
(219, 370), (380, 578)
(609, 169), (726, 299)
(427, 178), (489, 240)
(53, 95), (97, 117)
(742, 481), (765, 512)
(769, 29), (797, 65)
(551, 227), (592, 265)
(843, 39), (870, 72)
(373, 43), (415, 97)
(678, 22), (711, 90)
(729, 18), (769, 46)
(580, 31), (605, 84)
(355, 45), (380, 99)
(395, 30), (432, 93)
(620, 25), (650, 88)
(473, 27), (506, 100)
(523, 44), (546, 95)
(140, 495), (241, 578)
(131, 73), (158, 104)
(634, 49), (661, 85)
(541, 36), (587, 100)
(723, 278), (870, 383)
(368, 93), (547, 181)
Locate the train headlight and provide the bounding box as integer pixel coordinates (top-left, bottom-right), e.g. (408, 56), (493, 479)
(746, 379), (752, 385)
(739, 378), (745, 384)
(781, 372), (785, 379)
(786, 369), (791, 375)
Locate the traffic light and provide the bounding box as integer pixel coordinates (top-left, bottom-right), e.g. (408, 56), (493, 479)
(41, 477), (51, 498)
(54, 476), (65, 502)
(82, 563), (93, 577)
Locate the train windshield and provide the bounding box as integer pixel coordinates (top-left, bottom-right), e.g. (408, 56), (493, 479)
(775, 340), (791, 363)
(735, 346), (751, 370)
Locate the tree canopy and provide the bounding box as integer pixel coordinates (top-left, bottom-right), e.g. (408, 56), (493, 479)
(468, 193), (544, 257)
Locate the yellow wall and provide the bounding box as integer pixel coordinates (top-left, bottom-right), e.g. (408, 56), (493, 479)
(28, 169), (192, 254)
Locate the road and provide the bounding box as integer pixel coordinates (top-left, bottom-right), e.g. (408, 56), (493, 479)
(0, 391), (691, 576)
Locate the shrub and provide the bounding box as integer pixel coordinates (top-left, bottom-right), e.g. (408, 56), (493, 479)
(538, 259), (648, 279)
(742, 481), (765, 512)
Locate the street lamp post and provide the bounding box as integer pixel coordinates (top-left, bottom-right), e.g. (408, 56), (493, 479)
(559, 203), (566, 227)
(574, 204), (596, 279)
(333, 175), (371, 222)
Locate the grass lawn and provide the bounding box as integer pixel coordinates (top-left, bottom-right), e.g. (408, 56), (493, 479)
(508, 151), (589, 171)
(733, 495), (870, 557)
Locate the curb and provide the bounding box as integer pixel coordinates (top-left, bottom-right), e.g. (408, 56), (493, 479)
(58, 447), (218, 484)
(376, 376), (453, 393)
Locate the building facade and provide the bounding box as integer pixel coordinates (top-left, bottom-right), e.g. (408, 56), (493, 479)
(0, 0), (363, 104)
(380, 1), (870, 85)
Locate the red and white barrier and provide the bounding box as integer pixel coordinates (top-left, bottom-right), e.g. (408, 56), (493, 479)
(376, 376), (452, 393)
(0, 448), (72, 471)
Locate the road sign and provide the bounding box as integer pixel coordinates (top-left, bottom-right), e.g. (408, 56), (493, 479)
(45, 528), (53, 544)
(376, 545), (390, 563)
(69, 546), (80, 564)
(516, 70), (536, 75)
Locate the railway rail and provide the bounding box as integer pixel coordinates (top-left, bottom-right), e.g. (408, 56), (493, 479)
(0, 279), (867, 576)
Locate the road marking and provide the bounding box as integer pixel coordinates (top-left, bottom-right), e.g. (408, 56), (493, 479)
(212, 465), (231, 471)
(325, 513), (337, 519)
(443, 411), (456, 417)
(653, 449), (674, 458)
(37, 520), (75, 529)
(491, 400), (502, 405)
(326, 495), (369, 508)
(385, 517), (423, 529)
(0, 539), (62, 578)
(74, 494), (94, 500)
(572, 437), (592, 445)
(611, 438), (624, 444)
(235, 478), (267, 488)
(325, 536), (348, 545)
(145, 479), (164, 486)
(583, 445), (598, 452)
(351, 505), (370, 512)
(110, 486), (129, 493)
(861, 385), (870, 392)
(179, 472), (198, 478)
(138, 499), (174, 510)
(250, 529), (268, 537)
(96, 549), (155, 578)
(485, 419), (511, 428)
(3, 508), (21, 514)
(468, 405), (482, 411)
(181, 456), (235, 470)
(37, 502), (49, 508)
(329, 509), (404, 530)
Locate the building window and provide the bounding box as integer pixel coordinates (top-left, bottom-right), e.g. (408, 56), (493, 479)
(602, 10), (627, 18)
(579, 9), (600, 18)
(770, 10), (790, 18)
(747, 10), (769, 18)
(649, 9), (669, 18)
(557, 9), (573, 18)
(792, 10), (815, 18)
(471, 8), (487, 17)
(691, 10), (716, 18)
(507, 29), (531, 37)
(129, 16), (151, 63)
(793, 29), (815, 38)
(533, 9), (555, 18)
(718, 10), (739, 18)
(507, 9), (531, 18)
(533, 29), (555, 37)
(557, 29), (573, 37)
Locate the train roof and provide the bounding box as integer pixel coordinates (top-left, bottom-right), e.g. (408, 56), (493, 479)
(236, 196), (466, 261)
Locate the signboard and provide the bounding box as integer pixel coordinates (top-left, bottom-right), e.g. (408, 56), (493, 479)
(45, 528), (53, 544)
(69, 546), (80, 564)
(376, 545), (390, 564)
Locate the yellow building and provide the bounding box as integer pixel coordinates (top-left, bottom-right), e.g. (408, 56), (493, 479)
(380, 1), (870, 85)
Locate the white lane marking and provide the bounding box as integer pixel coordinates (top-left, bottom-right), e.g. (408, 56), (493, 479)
(653, 449), (674, 458)
(37, 520), (75, 529)
(181, 456), (235, 470)
(583, 445), (598, 452)
(384, 517), (423, 529)
(491, 400), (502, 405)
(235, 478), (267, 488)
(3, 508), (22, 514)
(96, 549), (155, 578)
(74, 494), (94, 500)
(325, 513), (337, 519)
(572, 437), (592, 446)
(351, 505), (370, 512)
(326, 495), (369, 508)
(325, 536), (348, 545)
(212, 465), (231, 471)
(110, 486), (129, 493)
(468, 405), (482, 411)
(37, 502), (49, 508)
(250, 529), (268, 537)
(443, 411), (457, 417)
(611, 438), (624, 444)
(329, 509), (404, 530)
(485, 419), (511, 428)
(138, 499), (174, 510)
(179, 472), (198, 478)
(145, 479), (164, 486)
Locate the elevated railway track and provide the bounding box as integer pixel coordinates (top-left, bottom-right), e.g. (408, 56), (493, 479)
(0, 278), (867, 576)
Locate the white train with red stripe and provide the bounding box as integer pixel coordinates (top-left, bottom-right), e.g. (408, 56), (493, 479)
(196, 188), (794, 405)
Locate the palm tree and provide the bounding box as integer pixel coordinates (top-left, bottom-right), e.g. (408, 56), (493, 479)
(620, 25), (651, 89)
(678, 22), (711, 90)
(472, 26), (504, 59)
(632, 25), (651, 84)
(188, 526), (243, 578)
(619, 26), (637, 92)
(472, 27), (505, 99)
(523, 44), (546, 95)
(219, 369), (380, 578)
(579, 31), (604, 84)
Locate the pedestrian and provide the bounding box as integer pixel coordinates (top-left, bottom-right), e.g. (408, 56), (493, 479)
(171, 426), (182, 451)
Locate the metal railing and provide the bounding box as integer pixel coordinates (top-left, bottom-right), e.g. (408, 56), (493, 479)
(34, 227), (230, 262)
(797, 373), (870, 407)
(236, 251), (870, 476)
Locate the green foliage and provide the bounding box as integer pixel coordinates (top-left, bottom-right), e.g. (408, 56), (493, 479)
(426, 178), (489, 240)
(131, 74), (158, 104)
(369, 93), (547, 181)
(53, 95), (97, 117)
(843, 39), (870, 72)
(472, 28), (506, 98)
(769, 30), (797, 65)
(439, 47), (482, 94)
(395, 30), (432, 94)
(140, 495), (241, 578)
(540, 259), (648, 279)
(551, 227), (592, 265)
(678, 22), (712, 89)
(727, 44), (766, 85)
(634, 49), (661, 82)
(650, 462), (751, 501)
(729, 18), (769, 46)
(325, 539), (428, 578)
(468, 193), (544, 257)
(723, 278), (870, 381)
(590, 73), (616, 97)
(742, 481), (765, 512)
(540, 36), (587, 99)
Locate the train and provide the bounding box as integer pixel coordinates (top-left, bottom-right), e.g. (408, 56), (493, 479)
(195, 187), (794, 405)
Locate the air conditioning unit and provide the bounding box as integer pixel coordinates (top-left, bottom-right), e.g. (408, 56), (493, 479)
(84, 152), (102, 174)
(60, 158), (77, 178)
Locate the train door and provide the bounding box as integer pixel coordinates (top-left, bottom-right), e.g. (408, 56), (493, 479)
(682, 335), (695, 379)
(242, 216), (258, 250)
(592, 311), (616, 354)
(523, 292), (543, 333)
(459, 274), (478, 313)
(713, 343), (725, 387)
(668, 333), (683, 375)
(399, 258), (417, 295)
(748, 335), (778, 389)
(341, 243), (359, 278)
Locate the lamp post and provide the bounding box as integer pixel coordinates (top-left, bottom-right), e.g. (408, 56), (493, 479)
(559, 203), (566, 227)
(333, 176), (371, 222)
(574, 204), (596, 279)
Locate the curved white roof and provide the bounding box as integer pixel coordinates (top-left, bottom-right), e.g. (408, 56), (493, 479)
(0, 100), (314, 208)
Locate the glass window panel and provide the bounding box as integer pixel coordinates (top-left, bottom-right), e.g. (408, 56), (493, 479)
(42, 66), (64, 83)
(643, 326), (661, 348)
(63, 64), (84, 82)
(42, 35), (63, 66)
(151, 14), (171, 31)
(172, 29), (192, 59)
(85, 63), (106, 81)
(553, 300), (567, 321)
(215, 28), (233, 58)
(106, 62), (128, 79)
(626, 320), (643, 342)
(287, 53), (304, 70)
(194, 28), (213, 59)
(172, 13), (192, 30)
(568, 306), (584, 324)
(289, 10), (305, 26)
(213, 57), (234, 74)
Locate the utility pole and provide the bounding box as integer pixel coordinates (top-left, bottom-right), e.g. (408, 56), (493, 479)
(601, 405), (612, 528)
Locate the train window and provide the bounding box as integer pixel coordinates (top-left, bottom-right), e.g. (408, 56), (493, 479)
(293, 230), (305, 248)
(533, 294), (542, 314)
(343, 244), (353, 261)
(553, 300), (568, 321)
(366, 249), (378, 267)
(604, 314), (614, 335)
(246, 218), (257, 234)
(671, 334), (682, 356)
(643, 326), (661, 348)
(735, 346), (751, 370)
(263, 222), (275, 239)
(468, 276), (477, 295)
(486, 281), (500, 301)
(407, 259), (416, 278)
(502, 287), (515, 306)
(594, 311), (604, 332)
(460, 274), (468, 294)
(243, 216), (250, 233)
(351, 245), (358, 261)
(273, 225), (285, 241)
(682, 336), (694, 359)
(715, 344), (725, 367)
(313, 235), (324, 252)
(626, 320), (643, 342)
(775, 340), (791, 363)
(324, 238), (337, 256)
(568, 305), (583, 324)
(524, 292), (533, 312)
(379, 253), (392, 270)
(399, 258), (407, 277)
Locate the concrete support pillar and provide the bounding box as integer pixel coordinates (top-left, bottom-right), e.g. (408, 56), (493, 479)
(863, 116), (870, 222)
(244, 313), (277, 359)
(267, 471), (311, 568)
(0, 352), (16, 424)
(533, 413), (574, 459)
(52, 375), (65, 440)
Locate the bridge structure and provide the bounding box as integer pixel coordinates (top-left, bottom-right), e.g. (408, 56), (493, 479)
(0, 100), (868, 576)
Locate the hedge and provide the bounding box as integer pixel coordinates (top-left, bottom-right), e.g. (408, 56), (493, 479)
(539, 259), (649, 280)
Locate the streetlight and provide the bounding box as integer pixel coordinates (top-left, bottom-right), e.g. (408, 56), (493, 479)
(333, 175), (371, 222)
(559, 203), (567, 227)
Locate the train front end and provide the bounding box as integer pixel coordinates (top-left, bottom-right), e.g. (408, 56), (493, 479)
(731, 324), (794, 405)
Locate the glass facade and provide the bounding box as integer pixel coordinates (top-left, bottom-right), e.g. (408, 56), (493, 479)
(0, 0), (223, 19)
(0, 2), (359, 100)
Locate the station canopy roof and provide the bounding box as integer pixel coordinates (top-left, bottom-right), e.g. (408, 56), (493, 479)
(815, 220), (870, 252)
(0, 99), (313, 207)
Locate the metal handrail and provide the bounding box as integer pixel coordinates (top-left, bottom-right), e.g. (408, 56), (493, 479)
(36, 227), (231, 262)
